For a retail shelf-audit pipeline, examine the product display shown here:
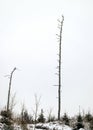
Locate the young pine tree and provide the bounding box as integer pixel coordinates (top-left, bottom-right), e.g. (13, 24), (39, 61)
(38, 109), (45, 123)
(62, 113), (70, 125)
(0, 109), (14, 130)
(76, 114), (84, 129)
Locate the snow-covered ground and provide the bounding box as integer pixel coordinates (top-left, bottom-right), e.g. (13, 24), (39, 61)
(0, 122), (70, 130)
(16, 122), (72, 130)
(0, 122), (86, 130)
(34, 122), (72, 130)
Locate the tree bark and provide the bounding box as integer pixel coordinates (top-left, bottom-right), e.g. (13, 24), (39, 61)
(57, 16), (64, 120)
(7, 67), (16, 112)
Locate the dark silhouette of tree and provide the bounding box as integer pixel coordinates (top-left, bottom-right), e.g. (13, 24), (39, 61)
(0, 109), (14, 130)
(20, 104), (29, 130)
(74, 114), (84, 130)
(77, 114), (83, 123)
(62, 113), (70, 125)
(84, 112), (92, 122)
(38, 109), (45, 123)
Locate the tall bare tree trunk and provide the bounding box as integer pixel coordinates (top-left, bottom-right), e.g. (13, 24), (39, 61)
(7, 67), (16, 112)
(57, 16), (64, 120)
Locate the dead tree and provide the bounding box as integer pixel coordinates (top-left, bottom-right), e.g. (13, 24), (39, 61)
(56, 15), (64, 120)
(10, 92), (16, 112)
(47, 107), (54, 122)
(33, 94), (41, 130)
(7, 67), (16, 112)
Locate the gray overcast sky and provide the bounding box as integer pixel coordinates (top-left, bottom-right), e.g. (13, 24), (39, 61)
(0, 0), (93, 117)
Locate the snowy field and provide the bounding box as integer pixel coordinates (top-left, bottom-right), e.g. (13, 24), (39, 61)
(14, 123), (72, 130)
(0, 122), (85, 130)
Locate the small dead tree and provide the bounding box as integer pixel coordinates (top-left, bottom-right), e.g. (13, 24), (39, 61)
(20, 103), (28, 130)
(47, 108), (55, 122)
(33, 94), (41, 130)
(47, 108), (53, 121)
(21, 103), (25, 124)
(7, 67), (16, 112)
(10, 93), (16, 112)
